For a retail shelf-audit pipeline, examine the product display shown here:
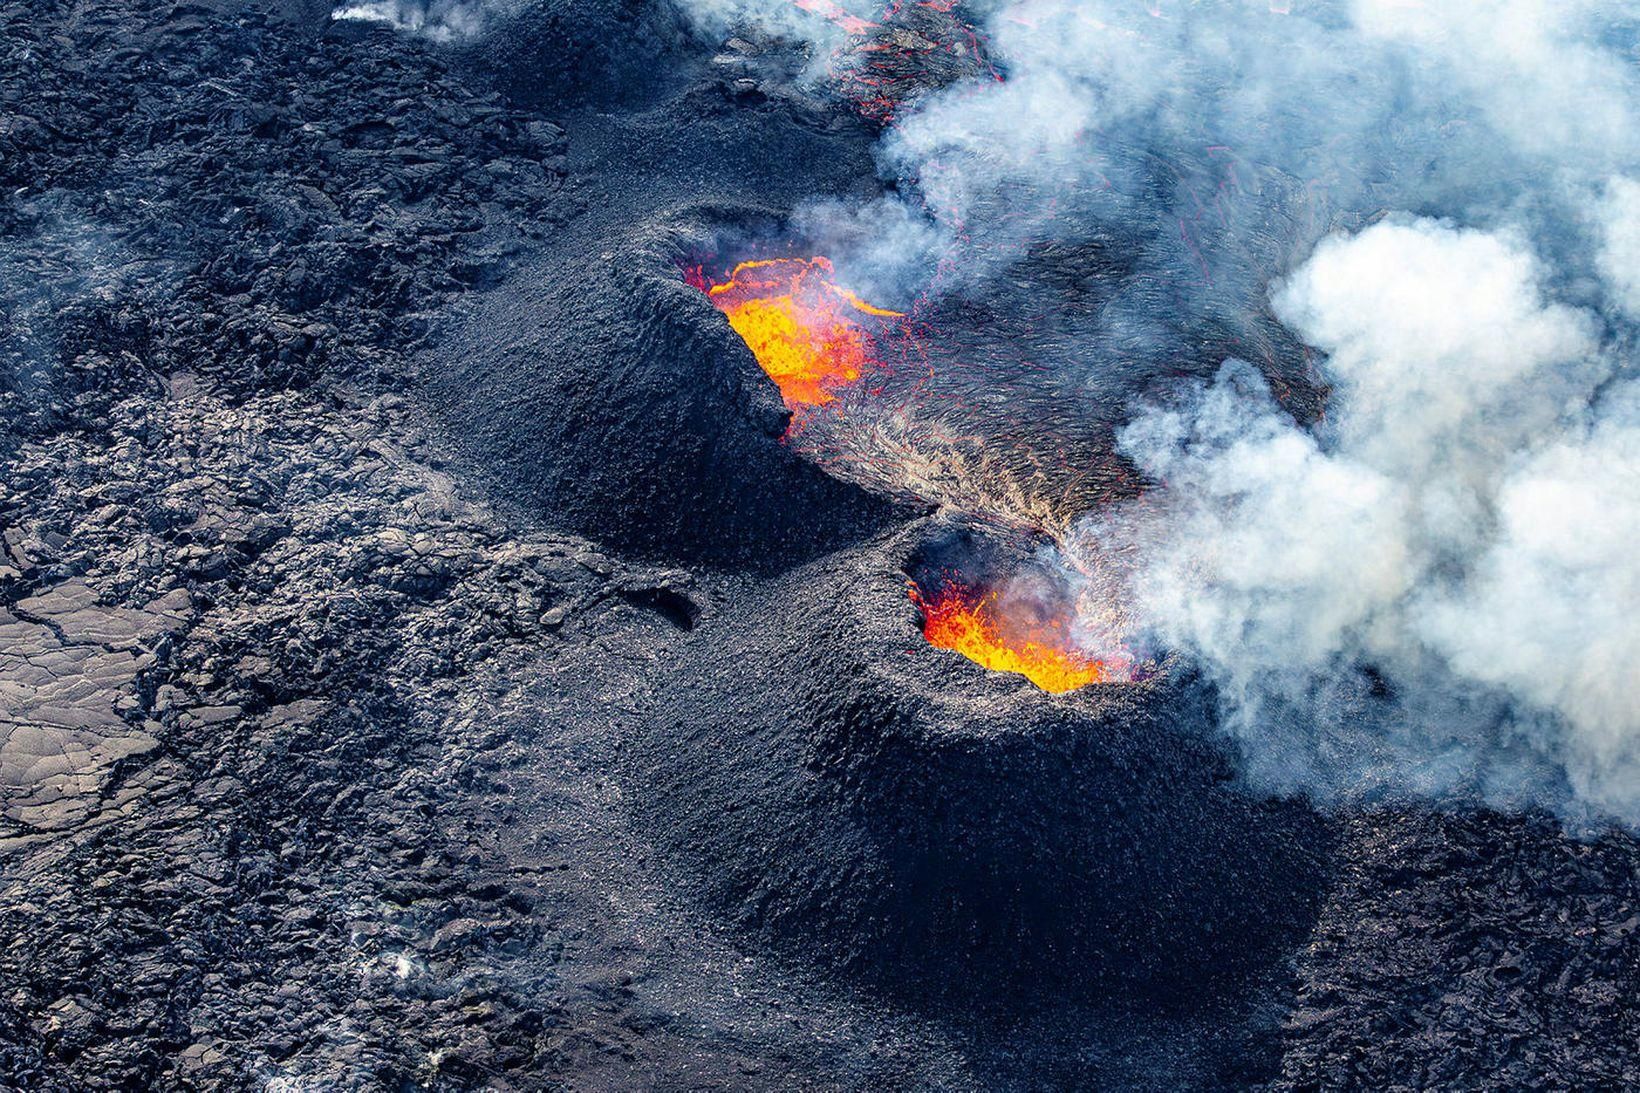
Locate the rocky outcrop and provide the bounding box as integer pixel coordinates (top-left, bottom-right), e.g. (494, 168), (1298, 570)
(0, 581), (188, 832)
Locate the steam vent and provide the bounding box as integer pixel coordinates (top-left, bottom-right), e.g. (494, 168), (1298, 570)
(629, 518), (1329, 1003)
(11, 0), (1640, 1088)
(431, 213), (915, 568)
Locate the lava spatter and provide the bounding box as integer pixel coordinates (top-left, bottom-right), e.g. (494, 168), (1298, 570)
(700, 257), (902, 410)
(910, 575), (1122, 693)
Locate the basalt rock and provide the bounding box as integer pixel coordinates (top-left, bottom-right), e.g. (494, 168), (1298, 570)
(430, 210), (918, 572)
(471, 0), (695, 111)
(629, 516), (1331, 1006)
(7, 0), (1640, 1087)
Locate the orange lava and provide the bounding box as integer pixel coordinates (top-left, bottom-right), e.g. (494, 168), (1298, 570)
(703, 257), (901, 409)
(910, 579), (1115, 693)
(795, 0), (878, 35)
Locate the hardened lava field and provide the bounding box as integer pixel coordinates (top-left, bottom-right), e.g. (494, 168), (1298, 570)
(4, 0), (1640, 1090)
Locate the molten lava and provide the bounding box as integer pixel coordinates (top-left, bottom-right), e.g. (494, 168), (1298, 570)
(910, 578), (1116, 693)
(794, 0), (878, 35)
(702, 257), (901, 409)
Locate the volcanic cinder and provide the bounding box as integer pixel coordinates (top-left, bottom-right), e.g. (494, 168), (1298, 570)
(628, 516), (1331, 1006)
(5, 0), (1640, 1089)
(433, 210), (917, 568)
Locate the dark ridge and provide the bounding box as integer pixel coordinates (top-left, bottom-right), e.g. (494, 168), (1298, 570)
(428, 209), (921, 573)
(463, 0), (696, 113)
(627, 517), (1334, 1009)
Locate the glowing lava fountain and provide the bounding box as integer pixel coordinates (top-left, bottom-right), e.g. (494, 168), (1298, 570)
(910, 576), (1123, 694)
(700, 257), (901, 409)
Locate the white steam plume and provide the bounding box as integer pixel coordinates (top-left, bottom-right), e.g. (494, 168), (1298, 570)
(1597, 177), (1640, 321)
(1419, 401), (1640, 819)
(667, 0), (1640, 824)
(1075, 218), (1639, 826)
(330, 1), (495, 40)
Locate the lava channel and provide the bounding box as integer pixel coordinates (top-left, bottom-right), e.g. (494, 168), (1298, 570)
(699, 257), (901, 410)
(909, 576), (1123, 694)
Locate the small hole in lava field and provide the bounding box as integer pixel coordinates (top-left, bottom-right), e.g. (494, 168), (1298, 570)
(620, 587), (700, 631)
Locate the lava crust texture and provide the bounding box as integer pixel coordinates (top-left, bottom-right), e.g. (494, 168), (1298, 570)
(630, 517), (1331, 1005)
(7, 0), (1640, 1088)
(434, 211), (914, 569)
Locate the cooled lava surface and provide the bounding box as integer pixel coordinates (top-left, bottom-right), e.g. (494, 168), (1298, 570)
(1, 0), (1638, 1090)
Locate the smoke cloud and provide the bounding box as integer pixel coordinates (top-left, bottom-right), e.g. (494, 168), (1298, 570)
(1072, 218), (1637, 824)
(676, 0), (1640, 825)
(330, 1), (496, 40)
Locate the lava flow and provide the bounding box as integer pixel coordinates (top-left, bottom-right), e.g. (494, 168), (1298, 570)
(909, 578), (1119, 693)
(794, 0), (878, 35)
(700, 257), (901, 409)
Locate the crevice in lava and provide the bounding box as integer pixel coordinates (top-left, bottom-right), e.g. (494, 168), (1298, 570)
(619, 586), (701, 631)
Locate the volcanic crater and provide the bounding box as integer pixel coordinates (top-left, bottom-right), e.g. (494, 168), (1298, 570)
(432, 208), (918, 570)
(8, 0), (1640, 1088)
(627, 514), (1332, 1008)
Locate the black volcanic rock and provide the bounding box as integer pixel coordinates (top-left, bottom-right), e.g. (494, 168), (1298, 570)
(1273, 808), (1640, 1089)
(4, 0), (1640, 1088)
(431, 211), (917, 572)
(832, 0), (1000, 125)
(627, 516), (1331, 1004)
(473, 0), (695, 111)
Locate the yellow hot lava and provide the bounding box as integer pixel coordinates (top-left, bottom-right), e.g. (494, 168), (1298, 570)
(794, 0), (878, 35)
(704, 257), (901, 409)
(910, 579), (1116, 694)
